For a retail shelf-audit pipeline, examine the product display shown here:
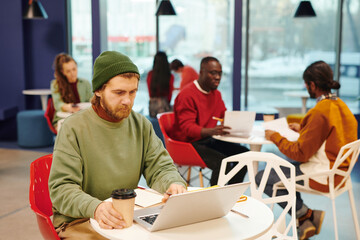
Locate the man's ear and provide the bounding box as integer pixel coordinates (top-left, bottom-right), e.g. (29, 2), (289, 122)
(94, 90), (101, 97)
(310, 81), (316, 91)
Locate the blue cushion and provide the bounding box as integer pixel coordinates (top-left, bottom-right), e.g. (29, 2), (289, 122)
(17, 110), (54, 148)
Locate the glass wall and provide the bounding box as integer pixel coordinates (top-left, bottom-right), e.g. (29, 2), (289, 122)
(103, 0), (156, 114)
(242, 0), (360, 114)
(158, 0), (235, 110)
(68, 0), (360, 115)
(69, 0), (93, 82)
(103, 0), (234, 115)
(340, 0), (360, 110)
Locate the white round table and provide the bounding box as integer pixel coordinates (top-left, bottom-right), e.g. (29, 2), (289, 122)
(90, 195), (274, 240)
(213, 124), (273, 175)
(22, 89), (52, 111)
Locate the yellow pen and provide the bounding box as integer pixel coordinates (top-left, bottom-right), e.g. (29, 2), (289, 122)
(212, 116), (223, 122)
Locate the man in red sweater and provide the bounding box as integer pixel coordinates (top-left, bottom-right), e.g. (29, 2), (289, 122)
(171, 56), (248, 186)
(170, 59), (199, 90)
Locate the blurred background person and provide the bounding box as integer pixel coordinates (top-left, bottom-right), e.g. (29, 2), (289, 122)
(51, 53), (92, 132)
(170, 59), (199, 90)
(147, 51), (174, 118)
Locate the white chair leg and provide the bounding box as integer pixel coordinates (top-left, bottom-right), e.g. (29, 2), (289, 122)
(331, 198), (339, 240)
(348, 189), (360, 239)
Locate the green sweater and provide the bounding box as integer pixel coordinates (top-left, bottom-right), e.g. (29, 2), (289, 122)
(50, 78), (93, 126)
(48, 107), (186, 228)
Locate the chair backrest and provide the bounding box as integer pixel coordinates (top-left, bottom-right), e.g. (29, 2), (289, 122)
(218, 151), (297, 239)
(330, 139), (360, 191)
(29, 154), (60, 240)
(44, 97), (57, 135)
(157, 112), (207, 168)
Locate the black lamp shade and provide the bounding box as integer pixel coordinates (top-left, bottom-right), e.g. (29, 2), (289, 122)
(294, 1), (316, 18)
(23, 0), (48, 19)
(156, 0), (176, 16)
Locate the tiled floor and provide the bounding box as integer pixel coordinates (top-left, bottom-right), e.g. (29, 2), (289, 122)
(0, 148), (49, 240)
(0, 141), (359, 239)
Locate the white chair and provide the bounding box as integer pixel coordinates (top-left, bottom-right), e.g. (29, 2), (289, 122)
(218, 151), (297, 239)
(275, 139), (360, 240)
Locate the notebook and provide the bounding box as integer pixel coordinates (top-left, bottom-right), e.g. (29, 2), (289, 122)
(224, 111), (256, 138)
(133, 182), (250, 232)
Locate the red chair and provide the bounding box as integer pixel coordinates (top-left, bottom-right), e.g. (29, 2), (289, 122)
(29, 154), (60, 240)
(44, 97), (57, 135)
(157, 112), (208, 187)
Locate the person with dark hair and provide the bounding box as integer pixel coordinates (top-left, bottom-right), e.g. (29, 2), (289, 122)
(51, 53), (92, 131)
(146, 51), (174, 117)
(49, 51), (186, 239)
(256, 60), (358, 240)
(170, 59), (199, 90)
(171, 56), (249, 186)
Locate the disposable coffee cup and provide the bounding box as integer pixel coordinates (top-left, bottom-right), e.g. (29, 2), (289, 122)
(111, 189), (137, 228)
(263, 114), (275, 122)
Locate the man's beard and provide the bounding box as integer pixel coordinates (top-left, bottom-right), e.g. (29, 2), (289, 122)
(100, 97), (132, 121)
(308, 88), (316, 98)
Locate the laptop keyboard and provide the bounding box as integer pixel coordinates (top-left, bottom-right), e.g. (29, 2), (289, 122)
(140, 214), (159, 225)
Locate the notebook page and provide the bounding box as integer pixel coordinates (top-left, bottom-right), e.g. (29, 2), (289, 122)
(262, 117), (300, 141)
(134, 188), (163, 208)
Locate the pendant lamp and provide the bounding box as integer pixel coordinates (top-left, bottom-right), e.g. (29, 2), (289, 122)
(23, 0), (48, 19)
(156, 0), (176, 16)
(294, 1), (316, 18)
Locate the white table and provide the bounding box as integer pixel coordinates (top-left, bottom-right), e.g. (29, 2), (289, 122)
(213, 123), (273, 175)
(22, 89), (52, 111)
(90, 195), (274, 240)
(283, 90), (310, 114)
(213, 124), (272, 152)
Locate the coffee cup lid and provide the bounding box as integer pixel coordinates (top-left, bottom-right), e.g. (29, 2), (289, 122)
(111, 189), (137, 199)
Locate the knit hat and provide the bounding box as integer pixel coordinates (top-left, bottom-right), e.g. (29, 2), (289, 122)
(92, 51), (139, 92)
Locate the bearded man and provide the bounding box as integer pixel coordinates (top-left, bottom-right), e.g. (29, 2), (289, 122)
(49, 51), (186, 239)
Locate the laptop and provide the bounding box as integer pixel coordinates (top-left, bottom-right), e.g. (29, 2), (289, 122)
(133, 182), (250, 232)
(224, 111), (256, 138)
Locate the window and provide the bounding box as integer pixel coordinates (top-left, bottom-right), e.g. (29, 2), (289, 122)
(103, 0), (234, 115)
(68, 0), (93, 82)
(103, 0), (156, 114)
(243, 0), (360, 113)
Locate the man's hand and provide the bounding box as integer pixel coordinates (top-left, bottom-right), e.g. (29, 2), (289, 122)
(288, 123), (300, 132)
(162, 184), (187, 203)
(201, 125), (231, 138)
(94, 202), (127, 229)
(265, 130), (277, 140)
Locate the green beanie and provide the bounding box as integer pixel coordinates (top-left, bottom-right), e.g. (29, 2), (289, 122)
(92, 51), (139, 92)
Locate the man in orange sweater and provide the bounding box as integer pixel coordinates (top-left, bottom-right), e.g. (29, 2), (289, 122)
(171, 56), (248, 186)
(256, 61), (358, 240)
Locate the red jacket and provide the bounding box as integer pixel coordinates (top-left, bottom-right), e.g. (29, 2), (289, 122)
(179, 66), (199, 90)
